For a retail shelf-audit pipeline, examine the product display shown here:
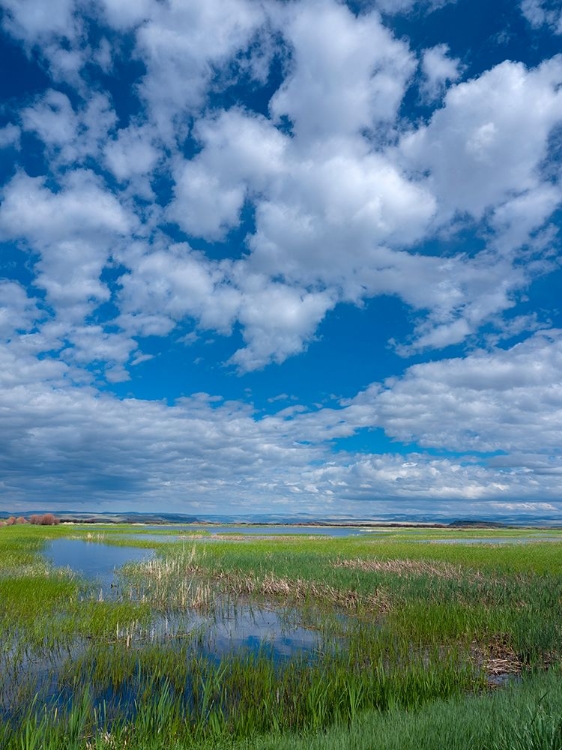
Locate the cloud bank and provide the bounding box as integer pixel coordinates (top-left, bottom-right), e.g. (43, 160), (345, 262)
(0, 0), (561, 517)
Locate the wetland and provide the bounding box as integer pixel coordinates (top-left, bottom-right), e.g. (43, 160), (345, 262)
(1, 523), (562, 748)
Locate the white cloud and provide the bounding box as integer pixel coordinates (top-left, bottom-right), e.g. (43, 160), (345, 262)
(104, 124), (160, 183)
(352, 329), (562, 454)
(0, 170), (137, 378)
(521, 0), (562, 34)
(134, 0), (267, 137)
(164, 45), (562, 365)
(373, 0), (457, 15)
(420, 44), (461, 101)
(247, 147), (436, 289)
(0, 124), (20, 149)
(1, 0), (78, 43)
(229, 279), (336, 371)
(171, 163), (246, 242)
(490, 183), (562, 255)
(117, 243), (241, 337)
(21, 90), (117, 167)
(401, 57), (562, 221)
(2, 0), (562, 519)
(170, 109), (286, 239)
(0, 0), (91, 83)
(0, 281), (40, 338)
(116, 244), (336, 371)
(0, 170), (132, 246)
(6, 1), (562, 372)
(2, 331), (562, 513)
(21, 90), (77, 146)
(97, 0), (155, 29)
(270, 0), (415, 142)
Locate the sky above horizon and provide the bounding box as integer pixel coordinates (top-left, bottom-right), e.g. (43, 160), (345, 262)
(1, 0), (562, 519)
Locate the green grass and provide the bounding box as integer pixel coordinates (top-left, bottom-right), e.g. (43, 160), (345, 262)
(1, 524), (562, 748)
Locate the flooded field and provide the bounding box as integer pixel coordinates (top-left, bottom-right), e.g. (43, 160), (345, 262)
(43, 538), (333, 660)
(1, 524), (562, 749)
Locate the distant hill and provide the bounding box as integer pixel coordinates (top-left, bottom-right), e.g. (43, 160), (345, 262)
(448, 519), (508, 529)
(1, 511), (561, 527)
(0, 511), (199, 525)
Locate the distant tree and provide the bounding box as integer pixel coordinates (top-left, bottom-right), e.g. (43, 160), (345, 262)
(26, 513), (60, 525)
(16, 517), (27, 524)
(5, 517), (16, 526)
(40, 513), (58, 526)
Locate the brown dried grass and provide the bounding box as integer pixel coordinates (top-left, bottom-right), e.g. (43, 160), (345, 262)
(471, 634), (523, 681)
(210, 570), (391, 612)
(334, 557), (465, 579)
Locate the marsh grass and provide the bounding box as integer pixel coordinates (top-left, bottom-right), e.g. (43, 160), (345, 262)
(1, 524), (562, 748)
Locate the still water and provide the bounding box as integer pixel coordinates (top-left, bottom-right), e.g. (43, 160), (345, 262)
(119, 524), (383, 537)
(43, 538), (326, 661)
(44, 538), (154, 588)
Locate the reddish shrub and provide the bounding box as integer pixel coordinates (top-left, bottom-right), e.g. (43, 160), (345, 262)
(5, 517), (16, 526)
(18, 513), (59, 526)
(40, 513), (58, 526)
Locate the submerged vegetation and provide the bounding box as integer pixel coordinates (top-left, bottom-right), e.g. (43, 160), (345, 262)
(0, 523), (562, 748)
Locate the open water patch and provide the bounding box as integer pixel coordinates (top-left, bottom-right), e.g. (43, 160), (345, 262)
(44, 538), (154, 591)
(115, 524), (385, 537)
(192, 525), (380, 536)
(41, 539), (331, 662)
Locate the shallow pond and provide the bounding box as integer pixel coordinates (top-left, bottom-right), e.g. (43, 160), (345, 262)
(119, 524), (384, 537)
(44, 538), (154, 589)
(42, 539), (329, 660)
(0, 539), (336, 716)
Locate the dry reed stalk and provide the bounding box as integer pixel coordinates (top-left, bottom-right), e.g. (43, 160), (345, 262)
(210, 571), (391, 613)
(334, 557), (465, 579)
(471, 634), (523, 679)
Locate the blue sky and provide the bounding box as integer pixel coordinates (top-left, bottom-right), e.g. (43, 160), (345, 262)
(1, 0), (562, 520)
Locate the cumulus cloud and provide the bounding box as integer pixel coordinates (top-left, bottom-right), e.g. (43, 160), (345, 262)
(104, 124), (160, 183)
(21, 90), (117, 167)
(0, 124), (20, 149)
(270, 0), (415, 141)
(229, 280), (336, 370)
(521, 0), (562, 34)
(0, 170), (138, 375)
(170, 109), (287, 239)
(347, 329), (562, 454)
(373, 0), (457, 15)
(117, 243), (240, 337)
(134, 0), (267, 137)
(2, 328), (562, 513)
(3, 328), (562, 513)
(0, 281), (40, 338)
(420, 44), (462, 101)
(400, 57), (562, 221)
(1, 0), (562, 515)
(4, 1), (562, 369)
(1, 0), (78, 44)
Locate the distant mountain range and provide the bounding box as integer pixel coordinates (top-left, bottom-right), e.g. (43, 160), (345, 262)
(1, 510), (561, 528)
